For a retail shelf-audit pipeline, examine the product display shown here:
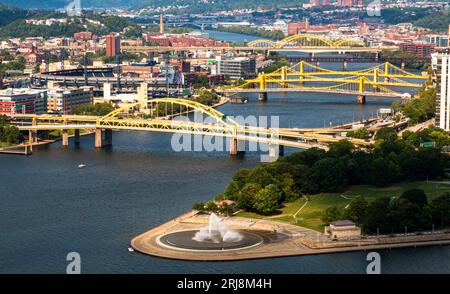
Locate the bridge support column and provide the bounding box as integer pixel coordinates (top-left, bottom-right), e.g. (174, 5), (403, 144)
(62, 129), (69, 147)
(229, 138), (245, 156)
(357, 95), (366, 105)
(74, 129), (80, 145)
(104, 129), (113, 147)
(258, 92), (268, 102)
(268, 144), (284, 159)
(95, 129), (113, 148)
(28, 131), (33, 153)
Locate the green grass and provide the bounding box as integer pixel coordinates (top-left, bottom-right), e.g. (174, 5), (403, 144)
(0, 142), (15, 148)
(236, 181), (450, 232)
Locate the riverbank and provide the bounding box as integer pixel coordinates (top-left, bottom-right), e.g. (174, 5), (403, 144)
(0, 130), (95, 155)
(130, 212), (450, 261)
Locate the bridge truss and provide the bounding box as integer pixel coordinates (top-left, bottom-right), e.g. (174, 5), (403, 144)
(221, 61), (429, 97)
(247, 34), (366, 49)
(16, 98), (371, 151)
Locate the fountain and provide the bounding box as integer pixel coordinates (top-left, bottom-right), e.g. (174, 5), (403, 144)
(156, 213), (264, 252)
(192, 213), (243, 243)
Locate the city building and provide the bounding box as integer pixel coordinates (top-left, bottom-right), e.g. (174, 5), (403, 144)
(424, 35), (449, 48)
(432, 50), (450, 132)
(324, 220), (361, 240)
(178, 61), (191, 73)
(47, 87), (93, 114)
(216, 56), (256, 80)
(287, 19), (309, 35)
(0, 88), (47, 115)
(105, 34), (121, 57)
(399, 42), (435, 58)
(74, 32), (93, 40)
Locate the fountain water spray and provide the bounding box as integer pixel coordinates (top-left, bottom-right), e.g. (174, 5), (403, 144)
(193, 213), (243, 243)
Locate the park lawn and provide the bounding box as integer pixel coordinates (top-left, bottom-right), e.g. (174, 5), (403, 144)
(0, 142), (15, 148)
(236, 181), (450, 232)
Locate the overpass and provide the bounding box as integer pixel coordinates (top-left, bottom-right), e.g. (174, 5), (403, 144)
(13, 98), (370, 156)
(219, 61), (429, 103)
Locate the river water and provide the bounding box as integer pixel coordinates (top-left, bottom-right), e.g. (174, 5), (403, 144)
(1, 30), (449, 274)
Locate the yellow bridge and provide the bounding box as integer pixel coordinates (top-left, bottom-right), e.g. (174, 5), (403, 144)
(247, 33), (367, 49)
(14, 98), (370, 156)
(218, 61), (429, 103)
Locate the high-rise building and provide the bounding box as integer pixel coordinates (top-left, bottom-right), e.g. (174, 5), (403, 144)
(47, 87), (93, 114)
(432, 50), (450, 132)
(105, 34), (121, 57)
(399, 43), (435, 58)
(216, 56), (256, 80)
(160, 14), (164, 34)
(0, 88), (47, 115)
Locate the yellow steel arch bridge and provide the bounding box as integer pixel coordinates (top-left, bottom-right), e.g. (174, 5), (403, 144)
(15, 98), (371, 154)
(218, 61), (430, 100)
(247, 34), (366, 49)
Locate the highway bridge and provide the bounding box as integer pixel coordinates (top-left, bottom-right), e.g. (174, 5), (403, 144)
(219, 61), (429, 103)
(42, 34), (398, 54)
(12, 98), (370, 156)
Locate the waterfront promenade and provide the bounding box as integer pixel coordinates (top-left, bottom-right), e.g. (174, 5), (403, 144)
(131, 212), (450, 261)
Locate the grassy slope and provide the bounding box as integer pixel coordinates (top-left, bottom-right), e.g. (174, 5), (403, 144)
(236, 181), (450, 232)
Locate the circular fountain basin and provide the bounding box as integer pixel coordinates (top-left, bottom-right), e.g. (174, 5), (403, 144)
(157, 230), (264, 252)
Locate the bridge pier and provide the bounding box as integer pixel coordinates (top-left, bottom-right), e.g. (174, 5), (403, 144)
(357, 95), (366, 104)
(229, 138), (245, 156)
(74, 129), (80, 145)
(258, 92), (268, 102)
(268, 144), (284, 159)
(95, 129), (113, 148)
(62, 129), (69, 147)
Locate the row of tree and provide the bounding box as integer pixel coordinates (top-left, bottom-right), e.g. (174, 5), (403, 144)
(214, 127), (448, 215)
(323, 189), (450, 234)
(0, 115), (21, 145)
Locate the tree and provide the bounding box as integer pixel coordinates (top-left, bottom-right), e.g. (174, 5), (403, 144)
(279, 173), (299, 202)
(375, 127), (397, 142)
(346, 127), (370, 140)
(252, 184), (282, 214)
(328, 140), (354, 157)
(204, 201), (218, 212)
(400, 189), (428, 208)
(310, 158), (348, 192)
(363, 197), (392, 234)
(388, 198), (425, 232)
(246, 166), (276, 188)
(236, 183), (261, 210)
(370, 157), (400, 187)
(343, 196), (368, 224)
(192, 202), (205, 211)
(322, 206), (343, 224)
(223, 180), (240, 200)
(428, 193), (450, 228)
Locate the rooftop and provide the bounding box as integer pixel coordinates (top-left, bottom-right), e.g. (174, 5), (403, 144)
(330, 220), (356, 227)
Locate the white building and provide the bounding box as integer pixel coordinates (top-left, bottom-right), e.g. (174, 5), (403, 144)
(216, 56), (256, 80)
(325, 220), (361, 240)
(432, 50), (450, 132)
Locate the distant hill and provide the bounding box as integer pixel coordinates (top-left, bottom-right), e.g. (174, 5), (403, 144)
(0, 1), (135, 9)
(0, 4), (32, 27)
(0, 0), (305, 11)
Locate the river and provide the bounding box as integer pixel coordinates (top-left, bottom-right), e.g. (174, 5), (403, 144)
(0, 31), (449, 274)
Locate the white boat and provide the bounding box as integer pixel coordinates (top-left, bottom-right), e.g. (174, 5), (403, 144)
(128, 247), (134, 252)
(78, 164), (86, 169)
